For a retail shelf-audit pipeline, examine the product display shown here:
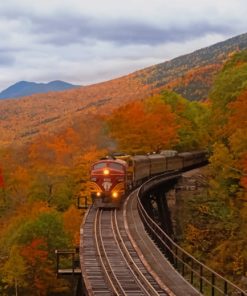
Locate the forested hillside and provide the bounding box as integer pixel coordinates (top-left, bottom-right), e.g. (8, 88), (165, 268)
(136, 32), (247, 100)
(1, 33), (247, 146)
(0, 40), (247, 294)
(0, 77), (153, 145)
(175, 50), (247, 288)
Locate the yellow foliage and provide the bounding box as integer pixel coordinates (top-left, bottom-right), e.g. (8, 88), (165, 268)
(63, 205), (82, 245)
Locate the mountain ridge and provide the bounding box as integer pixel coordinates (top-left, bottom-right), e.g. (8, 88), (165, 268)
(134, 32), (247, 100)
(0, 80), (81, 100)
(1, 32), (247, 145)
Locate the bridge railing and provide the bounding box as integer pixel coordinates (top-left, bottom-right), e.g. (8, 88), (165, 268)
(137, 174), (247, 296)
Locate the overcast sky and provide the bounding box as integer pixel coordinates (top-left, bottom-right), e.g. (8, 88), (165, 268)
(0, 0), (246, 91)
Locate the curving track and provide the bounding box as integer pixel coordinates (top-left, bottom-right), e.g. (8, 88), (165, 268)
(80, 199), (169, 296)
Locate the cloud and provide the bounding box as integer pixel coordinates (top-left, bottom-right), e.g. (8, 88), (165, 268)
(22, 12), (234, 49)
(0, 52), (15, 66)
(0, 0), (247, 90)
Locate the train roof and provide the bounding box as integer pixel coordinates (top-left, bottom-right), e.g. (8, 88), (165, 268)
(131, 155), (149, 161)
(178, 150), (206, 157)
(160, 150), (178, 157)
(148, 154), (166, 160)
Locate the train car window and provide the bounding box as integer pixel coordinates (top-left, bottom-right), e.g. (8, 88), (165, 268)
(108, 162), (124, 171)
(93, 162), (106, 170)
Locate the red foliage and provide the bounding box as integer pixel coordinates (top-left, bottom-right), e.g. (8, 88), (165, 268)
(21, 238), (48, 266)
(21, 239), (49, 295)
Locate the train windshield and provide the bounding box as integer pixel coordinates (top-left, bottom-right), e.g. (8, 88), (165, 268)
(93, 162), (107, 170)
(108, 162), (124, 171)
(92, 162), (125, 171)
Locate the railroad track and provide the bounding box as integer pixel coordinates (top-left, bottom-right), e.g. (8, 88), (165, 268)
(81, 205), (168, 295)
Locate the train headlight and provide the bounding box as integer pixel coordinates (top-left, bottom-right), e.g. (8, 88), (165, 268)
(112, 191), (118, 198)
(96, 192), (101, 197)
(103, 169), (110, 175)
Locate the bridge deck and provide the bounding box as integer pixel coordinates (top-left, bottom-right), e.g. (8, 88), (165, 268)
(124, 190), (201, 296)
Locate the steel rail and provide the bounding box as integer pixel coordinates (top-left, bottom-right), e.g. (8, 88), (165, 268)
(112, 209), (165, 296)
(94, 209), (123, 295)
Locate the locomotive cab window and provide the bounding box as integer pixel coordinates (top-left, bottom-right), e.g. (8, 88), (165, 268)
(93, 162), (107, 170)
(108, 162), (125, 171)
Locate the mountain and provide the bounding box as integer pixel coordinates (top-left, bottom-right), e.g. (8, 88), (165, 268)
(0, 80), (80, 99)
(136, 32), (247, 100)
(1, 32), (247, 146)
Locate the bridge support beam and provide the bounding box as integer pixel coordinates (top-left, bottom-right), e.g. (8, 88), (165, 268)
(144, 180), (177, 236)
(155, 189), (173, 238)
(141, 179), (178, 263)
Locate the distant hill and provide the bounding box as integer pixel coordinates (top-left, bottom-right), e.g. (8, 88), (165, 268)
(1, 32), (247, 145)
(0, 80), (80, 99)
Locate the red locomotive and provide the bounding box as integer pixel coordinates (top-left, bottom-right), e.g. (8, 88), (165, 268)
(89, 158), (128, 208)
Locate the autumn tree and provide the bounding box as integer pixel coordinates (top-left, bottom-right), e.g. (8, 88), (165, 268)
(63, 205), (82, 245)
(106, 96), (179, 154)
(0, 166), (6, 210)
(174, 51), (247, 285)
(0, 205), (72, 294)
(160, 90), (211, 150)
(0, 167), (4, 188)
(27, 169), (76, 211)
(209, 50), (247, 198)
(1, 245), (28, 295)
(227, 90), (247, 192)
(20, 239), (50, 295)
(209, 49), (247, 140)
(190, 50), (247, 280)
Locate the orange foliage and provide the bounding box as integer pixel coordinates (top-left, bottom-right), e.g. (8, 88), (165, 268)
(166, 64), (221, 96)
(228, 90), (247, 134)
(227, 90), (247, 189)
(21, 239), (49, 295)
(28, 115), (107, 172)
(0, 167), (4, 188)
(63, 205), (82, 245)
(107, 96), (178, 153)
(240, 158), (247, 190)
(0, 75), (156, 146)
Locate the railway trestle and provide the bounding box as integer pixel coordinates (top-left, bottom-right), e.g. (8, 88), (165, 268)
(56, 169), (247, 296)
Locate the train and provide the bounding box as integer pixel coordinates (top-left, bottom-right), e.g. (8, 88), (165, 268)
(89, 150), (207, 208)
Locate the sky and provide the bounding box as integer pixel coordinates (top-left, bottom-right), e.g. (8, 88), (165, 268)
(0, 0), (247, 91)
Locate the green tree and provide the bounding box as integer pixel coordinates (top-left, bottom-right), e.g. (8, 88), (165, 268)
(1, 246), (28, 295)
(160, 90), (210, 150)
(28, 169), (76, 211)
(209, 50), (247, 141)
(18, 211), (70, 254)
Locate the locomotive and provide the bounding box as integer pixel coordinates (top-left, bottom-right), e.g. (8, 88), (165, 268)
(89, 150), (207, 208)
